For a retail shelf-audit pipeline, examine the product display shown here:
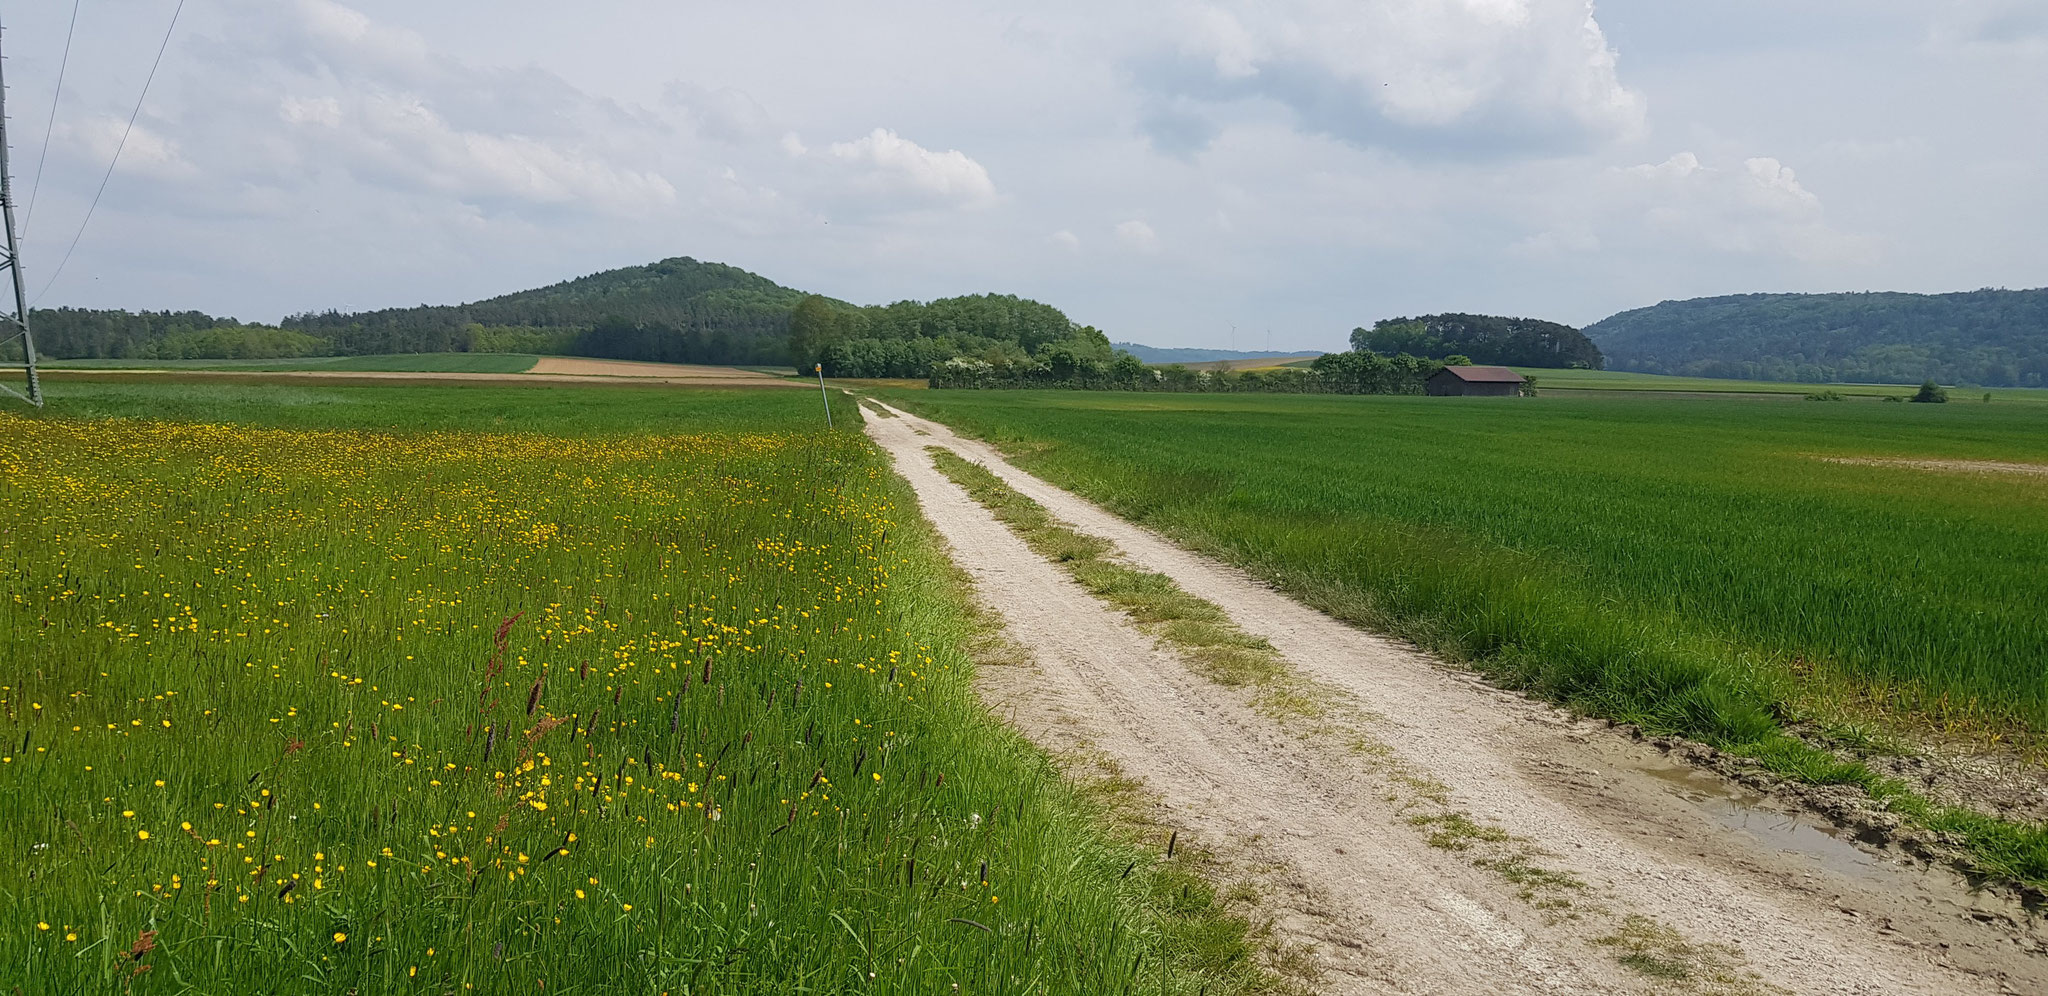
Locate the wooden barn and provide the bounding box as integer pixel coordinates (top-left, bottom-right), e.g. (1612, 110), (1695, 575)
(1426, 365), (1527, 397)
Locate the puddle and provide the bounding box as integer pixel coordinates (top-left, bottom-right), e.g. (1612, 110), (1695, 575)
(1633, 764), (1893, 882)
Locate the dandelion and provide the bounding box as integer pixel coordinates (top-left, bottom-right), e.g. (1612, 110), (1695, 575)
(137, 830), (150, 841)
(334, 932), (347, 944)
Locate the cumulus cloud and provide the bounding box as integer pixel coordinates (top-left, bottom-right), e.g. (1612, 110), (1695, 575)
(1932, 1), (2048, 48)
(823, 128), (998, 207)
(55, 118), (197, 181)
(277, 91), (679, 215)
(1115, 219), (1161, 252)
(1609, 152), (1876, 263)
(1145, 0), (1645, 157)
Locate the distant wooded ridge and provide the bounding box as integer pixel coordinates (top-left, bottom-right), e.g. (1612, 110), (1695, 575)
(1587, 288), (2048, 388)
(15, 255), (2043, 387)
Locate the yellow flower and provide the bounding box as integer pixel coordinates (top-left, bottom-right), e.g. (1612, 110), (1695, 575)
(575, 889), (586, 900)
(530, 800), (547, 812)
(137, 830), (150, 841)
(36, 922), (49, 931)
(333, 932), (347, 944)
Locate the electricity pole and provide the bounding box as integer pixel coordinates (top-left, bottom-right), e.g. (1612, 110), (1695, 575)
(0, 23), (42, 407)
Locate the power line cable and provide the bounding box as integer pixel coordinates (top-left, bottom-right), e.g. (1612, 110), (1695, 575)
(22, 0), (86, 237)
(32, 0), (185, 306)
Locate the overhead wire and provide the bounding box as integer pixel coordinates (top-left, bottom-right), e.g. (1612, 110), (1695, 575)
(22, 0), (86, 237)
(32, 0), (186, 306)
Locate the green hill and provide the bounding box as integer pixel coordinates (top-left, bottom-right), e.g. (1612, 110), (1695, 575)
(16, 256), (1115, 375)
(1586, 289), (2048, 387)
(282, 257), (810, 365)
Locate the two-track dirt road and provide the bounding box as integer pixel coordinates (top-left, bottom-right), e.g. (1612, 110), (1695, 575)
(863, 400), (2044, 995)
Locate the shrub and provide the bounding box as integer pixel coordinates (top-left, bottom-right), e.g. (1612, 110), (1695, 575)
(1910, 380), (1949, 403)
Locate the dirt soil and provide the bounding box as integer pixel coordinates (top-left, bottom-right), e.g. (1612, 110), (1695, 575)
(524, 357), (788, 382)
(48, 361), (793, 388)
(865, 400), (2046, 996)
(1821, 456), (2048, 478)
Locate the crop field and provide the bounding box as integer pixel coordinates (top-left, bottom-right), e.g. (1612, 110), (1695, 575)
(0, 384), (1256, 994)
(879, 391), (2048, 755)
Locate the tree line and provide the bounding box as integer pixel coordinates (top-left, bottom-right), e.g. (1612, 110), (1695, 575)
(789, 293), (1118, 378)
(1354, 314), (1603, 369)
(932, 349), (1461, 395)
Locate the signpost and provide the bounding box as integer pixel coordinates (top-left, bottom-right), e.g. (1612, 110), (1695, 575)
(815, 363), (833, 428)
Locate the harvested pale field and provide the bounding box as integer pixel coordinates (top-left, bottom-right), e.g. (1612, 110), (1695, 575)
(526, 356), (791, 382)
(1179, 354), (1324, 372)
(45, 360), (796, 387)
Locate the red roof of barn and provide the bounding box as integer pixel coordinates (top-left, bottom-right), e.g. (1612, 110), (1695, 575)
(1435, 365), (1527, 383)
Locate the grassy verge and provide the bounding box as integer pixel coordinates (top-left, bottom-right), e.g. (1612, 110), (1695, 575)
(886, 390), (2048, 891)
(927, 449), (1303, 712)
(0, 383), (1275, 992)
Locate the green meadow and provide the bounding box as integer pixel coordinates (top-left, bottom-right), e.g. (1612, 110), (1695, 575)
(1, 381), (1266, 994)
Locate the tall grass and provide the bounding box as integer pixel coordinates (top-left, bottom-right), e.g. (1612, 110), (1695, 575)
(0, 388), (1266, 993)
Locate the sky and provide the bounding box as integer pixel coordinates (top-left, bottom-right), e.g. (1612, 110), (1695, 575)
(7, 0), (2046, 352)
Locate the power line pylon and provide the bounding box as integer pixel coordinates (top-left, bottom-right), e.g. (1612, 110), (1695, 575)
(0, 23), (44, 408)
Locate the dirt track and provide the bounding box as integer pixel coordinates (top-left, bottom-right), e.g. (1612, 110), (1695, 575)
(865, 401), (2045, 995)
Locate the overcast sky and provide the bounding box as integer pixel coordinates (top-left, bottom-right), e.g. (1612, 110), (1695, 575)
(8, 0), (2045, 350)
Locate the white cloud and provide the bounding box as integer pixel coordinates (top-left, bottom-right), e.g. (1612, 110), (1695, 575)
(1050, 229), (1082, 251)
(1151, 0), (1644, 156)
(824, 128), (997, 207)
(1510, 224), (1600, 259)
(1115, 219), (1161, 252)
(1610, 152), (1876, 264)
(56, 117), (197, 181)
(278, 91), (678, 215)
(1931, 1), (2048, 49)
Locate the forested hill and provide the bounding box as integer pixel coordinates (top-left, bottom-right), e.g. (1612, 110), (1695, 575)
(1586, 289), (2048, 387)
(281, 257), (811, 365)
(18, 256), (1117, 375)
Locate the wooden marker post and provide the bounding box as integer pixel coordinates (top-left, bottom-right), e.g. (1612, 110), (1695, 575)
(815, 364), (833, 428)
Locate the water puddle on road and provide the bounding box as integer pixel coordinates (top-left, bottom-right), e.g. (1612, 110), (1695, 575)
(1633, 764), (1893, 882)
(1626, 759), (2046, 930)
